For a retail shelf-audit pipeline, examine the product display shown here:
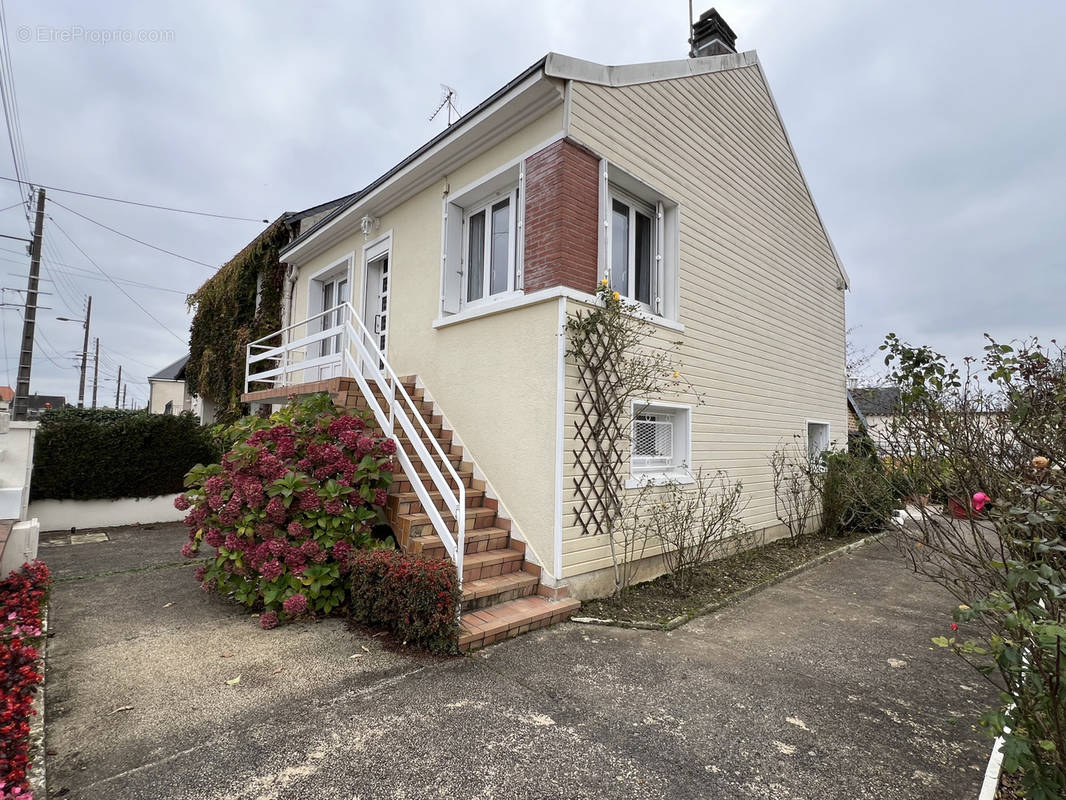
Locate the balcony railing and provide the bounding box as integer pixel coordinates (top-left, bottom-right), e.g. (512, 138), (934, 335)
(245, 303), (466, 585)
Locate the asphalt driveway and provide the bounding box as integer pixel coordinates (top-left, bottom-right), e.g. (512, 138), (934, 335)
(41, 525), (993, 799)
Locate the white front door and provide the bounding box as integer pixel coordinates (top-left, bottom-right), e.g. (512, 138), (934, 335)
(318, 275), (349, 379)
(361, 253), (389, 371)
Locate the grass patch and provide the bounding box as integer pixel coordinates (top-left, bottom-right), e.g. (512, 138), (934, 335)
(580, 531), (871, 625)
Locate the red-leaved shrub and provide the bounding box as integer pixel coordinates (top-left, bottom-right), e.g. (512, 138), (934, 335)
(178, 393), (395, 622)
(348, 550), (460, 653)
(1, 560), (50, 799)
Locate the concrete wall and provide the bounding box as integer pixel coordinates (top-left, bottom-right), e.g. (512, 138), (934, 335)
(0, 419), (36, 521)
(560, 64), (847, 578)
(29, 494), (184, 532)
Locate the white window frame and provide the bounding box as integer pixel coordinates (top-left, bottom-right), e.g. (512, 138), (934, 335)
(599, 160), (680, 321)
(806, 420), (831, 465)
(606, 187), (658, 313)
(461, 187), (519, 308)
(627, 399), (693, 487)
(440, 161), (525, 316)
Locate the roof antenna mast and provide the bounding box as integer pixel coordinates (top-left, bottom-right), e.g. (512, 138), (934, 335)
(429, 84), (459, 126)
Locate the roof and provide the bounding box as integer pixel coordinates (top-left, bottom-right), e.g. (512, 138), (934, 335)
(850, 387), (901, 417)
(280, 55), (550, 259)
(26, 394), (65, 410)
(149, 355), (189, 382)
(846, 389), (869, 430)
(278, 48), (849, 290)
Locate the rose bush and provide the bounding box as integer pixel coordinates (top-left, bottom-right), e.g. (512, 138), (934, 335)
(1, 560), (50, 799)
(178, 393), (395, 623)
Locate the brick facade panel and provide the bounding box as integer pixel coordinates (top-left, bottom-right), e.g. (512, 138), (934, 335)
(523, 139), (600, 294)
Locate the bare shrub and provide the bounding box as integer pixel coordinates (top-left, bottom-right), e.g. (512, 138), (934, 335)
(650, 468), (751, 593)
(770, 439), (820, 544)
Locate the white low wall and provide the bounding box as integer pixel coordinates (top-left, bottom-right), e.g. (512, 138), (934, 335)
(1, 519), (40, 575)
(29, 494), (184, 532)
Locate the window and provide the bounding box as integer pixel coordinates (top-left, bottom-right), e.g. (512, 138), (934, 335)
(807, 421), (830, 463)
(463, 189), (518, 304)
(601, 164), (680, 320)
(608, 190), (656, 308)
(629, 401), (692, 483)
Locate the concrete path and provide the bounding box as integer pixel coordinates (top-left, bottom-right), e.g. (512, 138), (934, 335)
(42, 525), (993, 799)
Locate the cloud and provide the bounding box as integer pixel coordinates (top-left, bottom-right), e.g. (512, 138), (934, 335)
(0, 0), (1062, 406)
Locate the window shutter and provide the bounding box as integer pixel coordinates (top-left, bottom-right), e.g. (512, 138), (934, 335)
(515, 167), (525, 291)
(441, 200), (463, 314)
(654, 200), (665, 315)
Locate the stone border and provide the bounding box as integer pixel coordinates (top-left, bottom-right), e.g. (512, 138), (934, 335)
(26, 600), (48, 800)
(978, 734), (1005, 800)
(571, 532), (887, 631)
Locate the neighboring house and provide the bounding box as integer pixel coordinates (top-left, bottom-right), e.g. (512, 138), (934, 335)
(148, 355), (195, 415)
(25, 394), (65, 419)
(187, 195), (356, 424)
(0, 385), (13, 411)
(242, 9), (849, 647)
(850, 387), (902, 451)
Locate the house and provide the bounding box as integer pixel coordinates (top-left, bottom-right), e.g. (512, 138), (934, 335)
(24, 394), (66, 419)
(187, 195), (356, 424)
(148, 355), (195, 415)
(850, 386), (901, 452)
(0, 386), (13, 411)
(241, 9), (848, 648)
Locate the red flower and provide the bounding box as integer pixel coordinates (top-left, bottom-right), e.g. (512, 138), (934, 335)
(950, 622), (958, 631)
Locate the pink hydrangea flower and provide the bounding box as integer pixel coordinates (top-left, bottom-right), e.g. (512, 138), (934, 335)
(181, 542), (196, 558)
(173, 493), (191, 510)
(259, 559), (284, 581)
(265, 496), (287, 524)
(282, 593), (308, 616)
(205, 529), (224, 548)
(324, 499), (344, 515)
(380, 438), (397, 455)
(332, 540), (352, 562)
(374, 489), (388, 507)
(259, 611), (279, 630)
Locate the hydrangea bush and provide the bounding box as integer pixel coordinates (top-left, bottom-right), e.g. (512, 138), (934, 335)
(1, 559), (50, 799)
(178, 393), (395, 624)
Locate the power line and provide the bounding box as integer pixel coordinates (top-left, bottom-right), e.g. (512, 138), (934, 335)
(0, 245), (191, 295)
(0, 1), (29, 221)
(48, 215), (186, 345)
(0, 175), (268, 223)
(48, 199), (219, 271)
(0, 200), (23, 213)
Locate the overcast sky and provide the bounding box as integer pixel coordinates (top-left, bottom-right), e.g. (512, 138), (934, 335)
(0, 0), (1063, 406)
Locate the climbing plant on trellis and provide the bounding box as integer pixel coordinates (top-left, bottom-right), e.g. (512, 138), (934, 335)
(566, 281), (695, 592)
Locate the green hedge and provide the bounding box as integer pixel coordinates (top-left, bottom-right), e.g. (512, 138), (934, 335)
(30, 408), (220, 501)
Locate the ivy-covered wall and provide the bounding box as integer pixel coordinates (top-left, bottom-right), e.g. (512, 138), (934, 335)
(186, 217), (293, 423)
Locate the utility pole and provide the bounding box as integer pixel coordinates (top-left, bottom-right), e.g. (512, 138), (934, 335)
(91, 337), (99, 408)
(122, 384), (126, 409)
(78, 296), (91, 407)
(114, 364), (121, 408)
(13, 188), (45, 421)
(58, 295), (92, 407)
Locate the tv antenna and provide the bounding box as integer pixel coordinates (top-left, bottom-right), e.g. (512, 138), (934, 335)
(429, 84), (459, 126)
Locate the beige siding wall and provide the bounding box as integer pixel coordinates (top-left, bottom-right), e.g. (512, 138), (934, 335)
(562, 65), (847, 579)
(290, 108), (565, 570)
(149, 380), (190, 415)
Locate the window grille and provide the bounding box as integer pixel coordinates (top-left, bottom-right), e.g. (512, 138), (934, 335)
(633, 414), (674, 469)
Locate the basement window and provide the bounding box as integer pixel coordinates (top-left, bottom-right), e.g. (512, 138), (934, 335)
(628, 401), (692, 486)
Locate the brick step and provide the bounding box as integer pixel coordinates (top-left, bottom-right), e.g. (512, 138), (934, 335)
(461, 571), (539, 612)
(405, 526), (510, 557)
(390, 469), (475, 493)
(398, 505), (498, 539)
(461, 546), (526, 582)
(459, 596), (581, 651)
(387, 488), (485, 516)
(349, 396), (433, 417)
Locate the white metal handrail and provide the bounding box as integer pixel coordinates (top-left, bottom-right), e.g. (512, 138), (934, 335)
(245, 302), (466, 587)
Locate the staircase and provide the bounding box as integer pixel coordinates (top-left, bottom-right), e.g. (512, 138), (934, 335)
(329, 376), (579, 651)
